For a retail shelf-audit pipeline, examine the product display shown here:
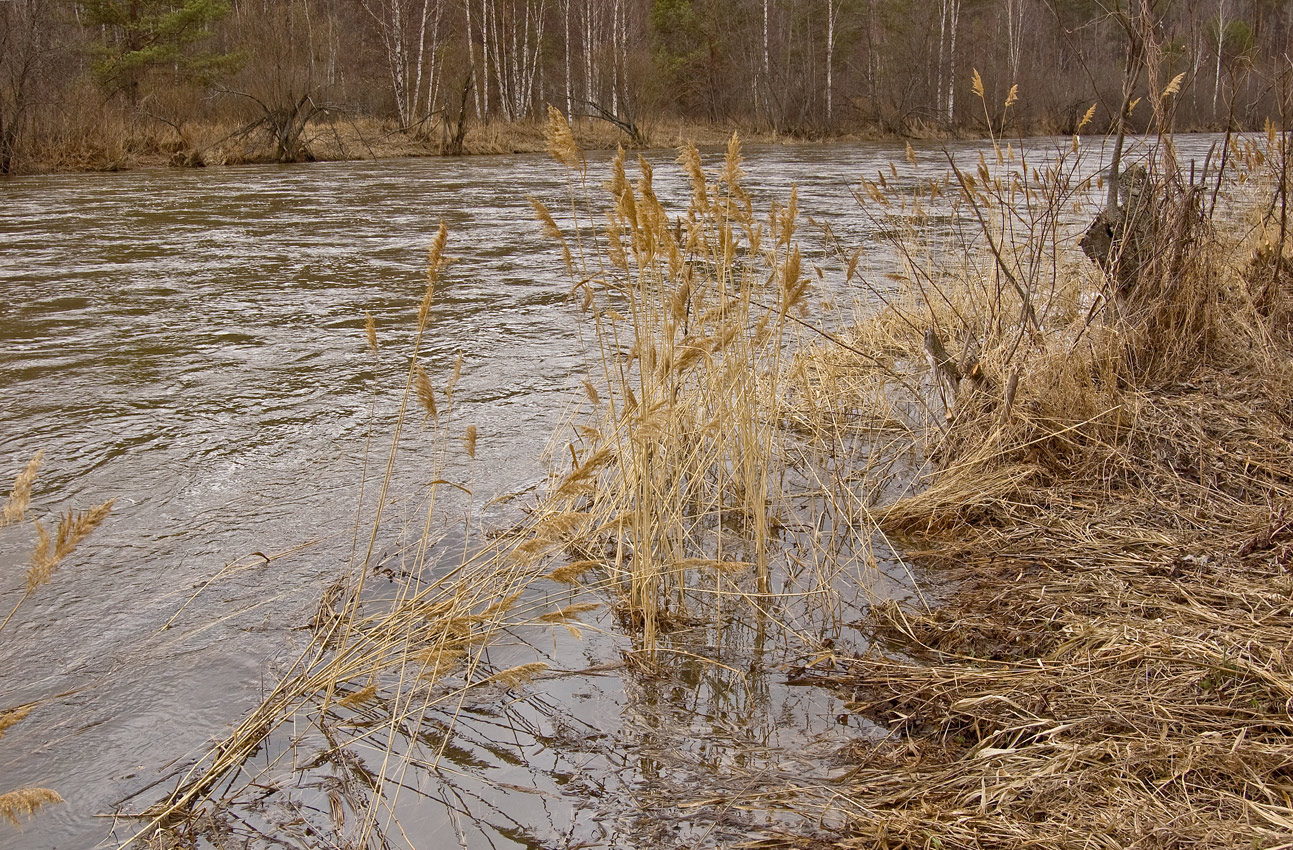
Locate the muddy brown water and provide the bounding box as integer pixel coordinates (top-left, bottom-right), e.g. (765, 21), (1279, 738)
(0, 135), (1221, 849)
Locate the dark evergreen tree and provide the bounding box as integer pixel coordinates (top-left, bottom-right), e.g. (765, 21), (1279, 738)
(76, 0), (238, 100)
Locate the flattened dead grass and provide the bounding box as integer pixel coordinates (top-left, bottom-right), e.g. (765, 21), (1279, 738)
(770, 132), (1293, 848)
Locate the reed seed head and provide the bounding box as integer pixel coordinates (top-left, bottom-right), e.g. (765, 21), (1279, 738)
(414, 363), (438, 421)
(2, 451), (43, 528)
(544, 105), (583, 170)
(0, 787), (63, 827)
(27, 500), (114, 593)
(463, 425), (477, 459)
(480, 662), (548, 690)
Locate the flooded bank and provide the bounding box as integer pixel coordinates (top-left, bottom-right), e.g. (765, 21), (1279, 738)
(0, 135), (1225, 848)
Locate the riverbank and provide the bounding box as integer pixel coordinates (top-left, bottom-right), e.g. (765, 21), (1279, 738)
(777, 137), (1293, 846)
(0, 113), (952, 174)
(5, 108), (1244, 175)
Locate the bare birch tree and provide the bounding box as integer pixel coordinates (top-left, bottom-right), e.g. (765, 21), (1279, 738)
(484, 0), (546, 120)
(362, 0), (446, 130)
(938, 0), (961, 122)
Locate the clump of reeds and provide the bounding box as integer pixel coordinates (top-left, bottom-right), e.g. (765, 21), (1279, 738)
(772, 73), (1293, 849)
(524, 111), (835, 654)
(133, 222), (606, 850)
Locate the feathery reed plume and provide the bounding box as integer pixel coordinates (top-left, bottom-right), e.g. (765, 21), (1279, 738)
(478, 662), (548, 690)
(463, 425), (477, 459)
(414, 363), (438, 421)
(0, 787), (63, 827)
(364, 312), (378, 354)
(446, 353), (463, 402)
(528, 195), (573, 273)
(27, 500), (114, 593)
(1077, 103), (1097, 132)
(0, 706), (32, 741)
(1, 452), (43, 528)
(545, 560), (599, 584)
(528, 196), (563, 242)
(544, 105), (583, 171)
(415, 647), (464, 683)
(419, 222), (449, 329)
(720, 132), (745, 189)
(335, 683), (377, 709)
(536, 601), (600, 624)
(677, 144), (709, 212)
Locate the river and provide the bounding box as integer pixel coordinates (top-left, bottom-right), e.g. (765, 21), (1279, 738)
(0, 134), (1224, 848)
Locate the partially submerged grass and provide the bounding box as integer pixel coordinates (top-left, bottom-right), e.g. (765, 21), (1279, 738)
(128, 87), (1293, 848)
(748, 104), (1293, 846)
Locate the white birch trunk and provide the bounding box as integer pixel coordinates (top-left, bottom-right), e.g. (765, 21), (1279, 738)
(945, 0), (960, 123)
(826, 0), (838, 125)
(584, 0), (594, 108)
(1005, 0), (1024, 86)
(466, 0), (482, 116)
(1214, 0), (1227, 117)
(564, 0), (573, 115)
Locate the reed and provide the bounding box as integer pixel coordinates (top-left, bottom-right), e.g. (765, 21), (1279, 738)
(0, 451), (41, 528)
(760, 76), (1293, 848)
(127, 77), (1293, 849)
(133, 221), (614, 850)
(527, 110), (858, 656)
(1, 453), (115, 830)
(0, 788), (64, 828)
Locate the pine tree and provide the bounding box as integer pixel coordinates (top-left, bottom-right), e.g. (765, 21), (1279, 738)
(76, 0), (238, 101)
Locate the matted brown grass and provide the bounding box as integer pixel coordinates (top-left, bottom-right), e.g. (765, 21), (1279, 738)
(752, 126), (1293, 848)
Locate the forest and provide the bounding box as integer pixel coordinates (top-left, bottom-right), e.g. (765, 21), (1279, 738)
(1, 0), (1291, 173)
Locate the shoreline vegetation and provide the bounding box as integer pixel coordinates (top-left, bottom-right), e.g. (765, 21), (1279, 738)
(127, 101), (1293, 846)
(4, 2), (1293, 846)
(0, 112), (1283, 176)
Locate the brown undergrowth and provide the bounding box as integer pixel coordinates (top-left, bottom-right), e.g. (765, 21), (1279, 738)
(761, 107), (1293, 846)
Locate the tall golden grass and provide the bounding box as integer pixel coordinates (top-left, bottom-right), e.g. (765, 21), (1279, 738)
(524, 106), (891, 656)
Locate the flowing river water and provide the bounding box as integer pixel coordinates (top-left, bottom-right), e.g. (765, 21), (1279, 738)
(0, 135), (1223, 849)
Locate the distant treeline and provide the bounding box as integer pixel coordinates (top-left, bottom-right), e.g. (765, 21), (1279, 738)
(1, 0), (1290, 173)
